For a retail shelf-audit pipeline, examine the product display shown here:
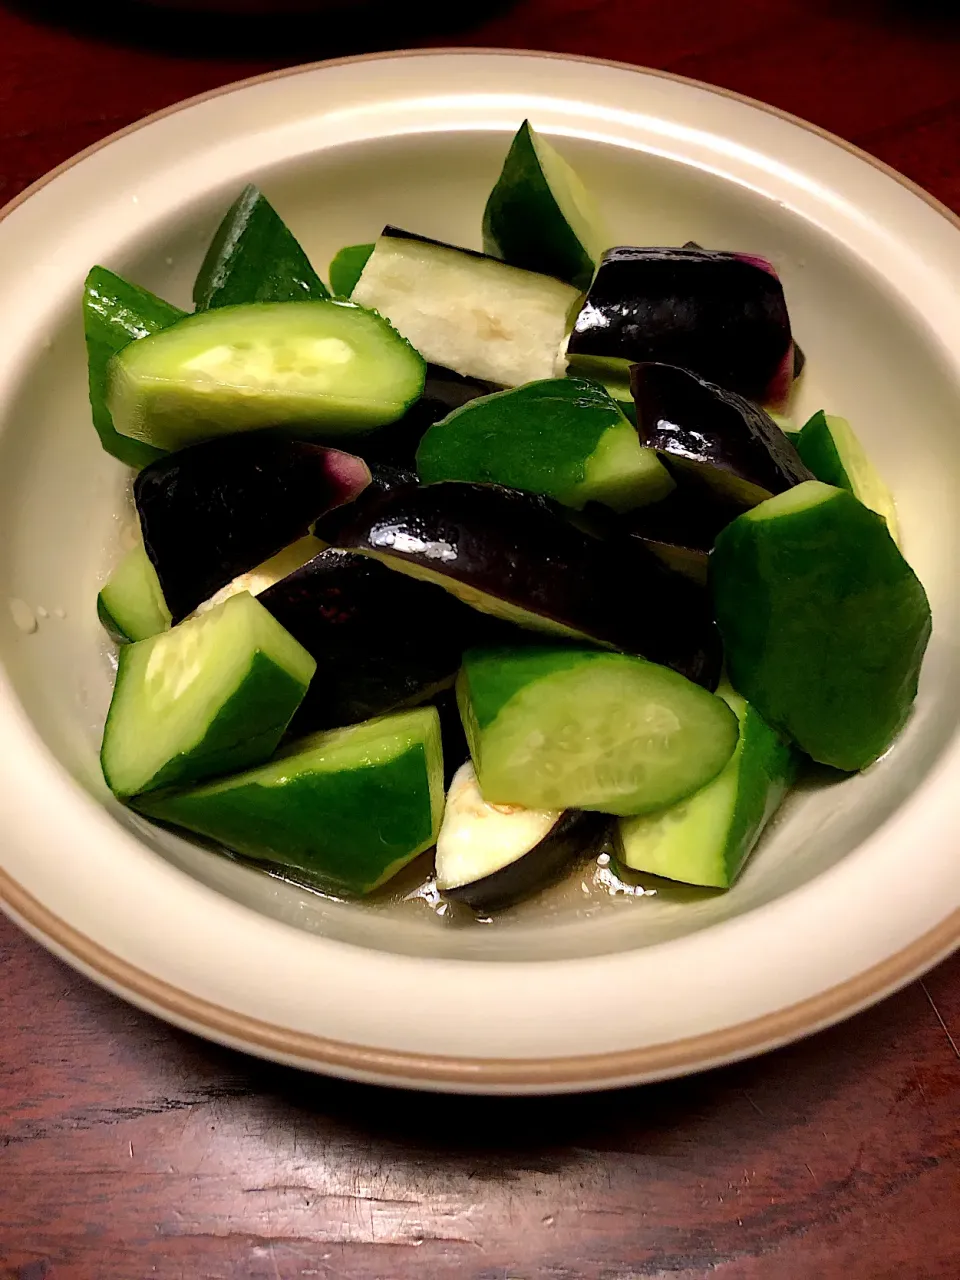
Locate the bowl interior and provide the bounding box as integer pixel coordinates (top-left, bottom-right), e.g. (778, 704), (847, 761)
(2, 127), (959, 963)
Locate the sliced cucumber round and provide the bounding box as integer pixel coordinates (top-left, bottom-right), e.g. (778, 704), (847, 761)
(710, 481), (931, 771)
(416, 377), (673, 512)
(457, 646), (739, 816)
(101, 591), (316, 798)
(137, 707), (444, 896)
(794, 410), (899, 544)
(482, 120), (607, 290)
(107, 300), (426, 451)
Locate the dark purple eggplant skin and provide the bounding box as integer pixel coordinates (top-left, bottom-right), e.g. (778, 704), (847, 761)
(441, 811), (609, 913)
(328, 481), (723, 690)
(620, 487), (742, 584)
(631, 362), (814, 508)
(567, 246), (793, 403)
(258, 547), (503, 735)
(134, 432), (370, 623)
(338, 365), (500, 471)
(433, 686), (471, 787)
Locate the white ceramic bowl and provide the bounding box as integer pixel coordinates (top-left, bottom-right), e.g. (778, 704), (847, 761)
(1, 51), (959, 1093)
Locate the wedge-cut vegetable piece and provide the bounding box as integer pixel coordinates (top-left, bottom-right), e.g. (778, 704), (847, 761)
(329, 481), (722, 689)
(101, 591), (316, 798)
(632, 363), (814, 508)
(416, 377), (673, 512)
(617, 685), (796, 888)
(457, 646), (738, 815)
(794, 410), (899, 543)
(328, 243), (375, 297)
(351, 228), (581, 388)
(97, 541), (171, 644)
(136, 708), (444, 896)
(83, 266), (185, 467)
(621, 487), (740, 585)
(193, 184), (329, 311)
(566, 246), (794, 405)
(482, 120), (607, 290)
(107, 300), (426, 450)
(135, 432), (370, 623)
(257, 547), (495, 733)
(711, 482), (931, 771)
(435, 760), (603, 911)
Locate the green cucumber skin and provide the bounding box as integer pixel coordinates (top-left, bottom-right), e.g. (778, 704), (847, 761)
(97, 593), (135, 645)
(416, 378), (665, 510)
(193, 184), (329, 310)
(793, 410), (850, 490)
(97, 543), (171, 644)
(618, 695), (795, 888)
(329, 244), (375, 298)
(719, 703), (796, 884)
(103, 649), (311, 798)
(83, 266), (184, 468)
(711, 484), (931, 771)
(483, 121), (595, 290)
(138, 740), (439, 896)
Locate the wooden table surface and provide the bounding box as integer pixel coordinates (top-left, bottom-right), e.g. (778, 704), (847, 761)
(1, 2), (959, 1276)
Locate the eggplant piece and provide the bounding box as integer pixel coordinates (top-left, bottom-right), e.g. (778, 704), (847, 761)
(352, 227), (582, 387)
(135, 433), (370, 623)
(348, 365), (500, 471)
(327, 480), (723, 689)
(621, 487), (741, 584)
(258, 548), (499, 734)
(435, 761), (604, 911)
(566, 246), (794, 405)
(631, 363), (814, 509)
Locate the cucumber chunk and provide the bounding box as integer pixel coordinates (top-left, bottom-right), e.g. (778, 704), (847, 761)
(193, 184), (329, 310)
(97, 542), (171, 644)
(710, 481), (931, 771)
(101, 591), (316, 798)
(107, 300), (426, 450)
(352, 228), (582, 388)
(416, 377), (673, 512)
(457, 646), (738, 816)
(482, 120), (607, 290)
(794, 410), (899, 544)
(136, 707), (444, 896)
(435, 760), (602, 911)
(83, 266), (185, 467)
(617, 686), (796, 888)
(328, 243), (375, 298)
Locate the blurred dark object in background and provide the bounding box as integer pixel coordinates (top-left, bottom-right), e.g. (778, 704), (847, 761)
(2, 0), (518, 55)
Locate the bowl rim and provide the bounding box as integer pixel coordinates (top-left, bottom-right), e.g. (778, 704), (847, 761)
(2, 47), (958, 1090)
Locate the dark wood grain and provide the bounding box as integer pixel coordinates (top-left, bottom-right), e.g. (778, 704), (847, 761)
(1, 2), (960, 1276)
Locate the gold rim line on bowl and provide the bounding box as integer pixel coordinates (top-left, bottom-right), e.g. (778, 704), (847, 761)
(1, 48), (958, 1089)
